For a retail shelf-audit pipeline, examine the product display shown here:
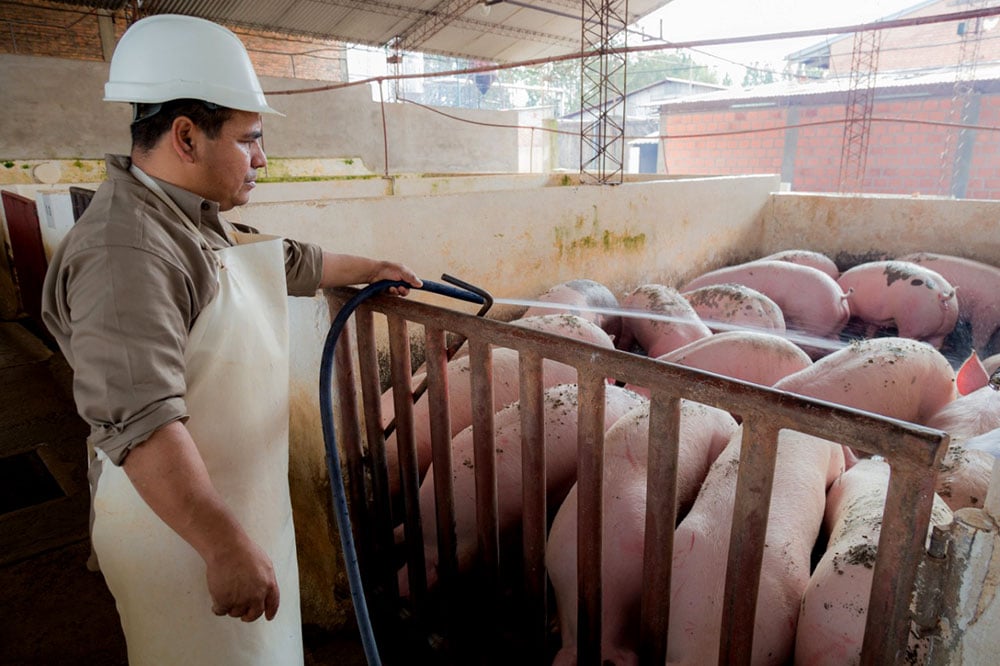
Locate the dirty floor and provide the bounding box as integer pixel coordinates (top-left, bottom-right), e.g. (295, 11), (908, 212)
(0, 319), (365, 665)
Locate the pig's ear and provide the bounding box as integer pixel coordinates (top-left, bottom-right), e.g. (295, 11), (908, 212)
(957, 350), (989, 396)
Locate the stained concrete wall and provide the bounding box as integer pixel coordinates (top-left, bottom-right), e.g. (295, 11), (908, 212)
(0, 53), (519, 174)
(230, 174), (781, 307)
(763, 192), (1000, 267)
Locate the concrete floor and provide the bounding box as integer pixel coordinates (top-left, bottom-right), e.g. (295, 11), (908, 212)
(0, 319), (365, 665)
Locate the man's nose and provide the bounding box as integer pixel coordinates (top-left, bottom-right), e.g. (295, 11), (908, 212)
(251, 141), (267, 169)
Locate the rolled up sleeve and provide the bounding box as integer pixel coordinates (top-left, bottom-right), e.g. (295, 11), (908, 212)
(64, 245), (194, 465)
(283, 238), (324, 296)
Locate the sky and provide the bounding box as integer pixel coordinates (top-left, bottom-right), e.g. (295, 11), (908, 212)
(633, 0), (928, 81)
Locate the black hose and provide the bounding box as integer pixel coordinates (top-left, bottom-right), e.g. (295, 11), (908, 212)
(319, 279), (487, 665)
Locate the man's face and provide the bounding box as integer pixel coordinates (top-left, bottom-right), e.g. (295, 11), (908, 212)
(197, 110), (267, 211)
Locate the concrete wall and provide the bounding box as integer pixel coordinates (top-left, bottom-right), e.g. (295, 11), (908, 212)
(0, 54), (519, 174)
(232, 174), (780, 305)
(763, 191), (1000, 267)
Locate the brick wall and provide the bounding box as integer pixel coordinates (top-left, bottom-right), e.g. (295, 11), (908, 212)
(804, 0), (1000, 76)
(0, 2), (112, 61)
(0, 1), (345, 81)
(662, 87), (1000, 199)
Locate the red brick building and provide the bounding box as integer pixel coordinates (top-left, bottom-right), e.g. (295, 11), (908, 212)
(660, 0), (1000, 199)
(0, 0), (347, 81)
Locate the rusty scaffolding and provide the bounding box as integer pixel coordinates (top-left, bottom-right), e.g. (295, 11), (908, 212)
(940, 0), (987, 198)
(579, 0), (628, 185)
(837, 27), (882, 194)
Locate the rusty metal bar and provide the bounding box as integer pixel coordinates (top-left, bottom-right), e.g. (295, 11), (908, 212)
(353, 306), (398, 598)
(719, 418), (781, 665)
(425, 326), (459, 597)
(387, 313), (427, 606)
(861, 449), (947, 665)
(332, 316), (373, 581)
(576, 370), (607, 666)
(469, 337), (500, 596)
(518, 351), (547, 656)
(639, 392), (682, 666)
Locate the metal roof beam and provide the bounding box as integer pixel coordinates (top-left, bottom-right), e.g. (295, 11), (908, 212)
(395, 0), (481, 51)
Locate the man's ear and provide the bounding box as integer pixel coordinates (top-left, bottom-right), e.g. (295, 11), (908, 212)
(169, 116), (198, 163)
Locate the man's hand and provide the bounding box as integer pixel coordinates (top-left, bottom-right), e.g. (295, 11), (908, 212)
(319, 252), (422, 295)
(369, 260), (422, 296)
(205, 533), (280, 622)
(123, 421), (281, 623)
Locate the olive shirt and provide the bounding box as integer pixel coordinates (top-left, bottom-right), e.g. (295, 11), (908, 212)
(41, 154), (324, 466)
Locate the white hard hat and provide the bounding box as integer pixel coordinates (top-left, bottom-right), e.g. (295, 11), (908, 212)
(104, 14), (282, 116)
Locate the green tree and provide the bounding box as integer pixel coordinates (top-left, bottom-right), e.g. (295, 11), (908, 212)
(741, 62), (777, 88)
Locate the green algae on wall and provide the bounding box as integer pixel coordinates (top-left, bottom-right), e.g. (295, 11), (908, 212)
(554, 212), (646, 259)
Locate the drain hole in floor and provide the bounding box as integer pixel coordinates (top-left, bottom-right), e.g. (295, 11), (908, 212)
(0, 449), (65, 514)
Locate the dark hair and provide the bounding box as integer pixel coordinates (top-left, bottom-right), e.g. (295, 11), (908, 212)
(130, 99), (236, 153)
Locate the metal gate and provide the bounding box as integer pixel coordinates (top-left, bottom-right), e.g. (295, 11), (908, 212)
(326, 287), (950, 666)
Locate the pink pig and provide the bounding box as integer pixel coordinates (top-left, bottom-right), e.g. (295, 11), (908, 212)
(773, 337), (957, 427)
(617, 284), (712, 358)
(759, 249), (840, 280)
(625, 330), (812, 399)
(681, 284), (786, 335)
(898, 252), (1000, 356)
(656, 330), (812, 387)
(665, 428), (846, 665)
(795, 458), (953, 666)
(547, 400), (738, 666)
(399, 383), (645, 594)
(925, 356), (1000, 510)
(522, 279), (624, 344)
(680, 260), (851, 340)
(381, 314), (614, 498)
(836, 260), (958, 348)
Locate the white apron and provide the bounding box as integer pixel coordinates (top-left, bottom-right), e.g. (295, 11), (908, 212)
(91, 168), (303, 665)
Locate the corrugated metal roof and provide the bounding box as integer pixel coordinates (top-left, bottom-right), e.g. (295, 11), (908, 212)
(49, 0), (674, 63)
(657, 63), (1000, 110)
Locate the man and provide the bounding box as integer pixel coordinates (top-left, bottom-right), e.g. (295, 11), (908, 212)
(41, 14), (420, 665)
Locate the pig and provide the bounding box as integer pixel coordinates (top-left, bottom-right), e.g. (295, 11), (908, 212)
(926, 361), (1000, 510)
(795, 458), (953, 666)
(522, 279), (624, 345)
(547, 401), (738, 666)
(381, 314), (614, 498)
(773, 337), (957, 427)
(759, 249), (840, 280)
(400, 383), (646, 594)
(665, 428), (846, 665)
(681, 284), (786, 335)
(654, 330), (812, 389)
(898, 252), (1000, 356)
(679, 260), (851, 341)
(836, 260), (958, 348)
(983, 352), (1000, 376)
(617, 284), (712, 358)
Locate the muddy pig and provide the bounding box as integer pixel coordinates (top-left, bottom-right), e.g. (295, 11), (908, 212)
(617, 284), (712, 358)
(681, 283), (786, 335)
(680, 260), (851, 340)
(837, 260), (958, 348)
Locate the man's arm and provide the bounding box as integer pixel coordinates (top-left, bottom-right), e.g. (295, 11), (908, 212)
(122, 420), (280, 622)
(319, 252), (422, 295)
